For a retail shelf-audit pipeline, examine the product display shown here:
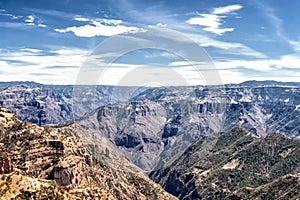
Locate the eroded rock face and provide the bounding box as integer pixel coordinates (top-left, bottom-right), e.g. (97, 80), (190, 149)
(0, 83), (114, 125)
(73, 82), (300, 172)
(0, 152), (13, 174)
(53, 156), (87, 186)
(0, 106), (177, 200)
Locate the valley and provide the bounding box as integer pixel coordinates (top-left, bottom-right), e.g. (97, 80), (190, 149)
(0, 81), (299, 199)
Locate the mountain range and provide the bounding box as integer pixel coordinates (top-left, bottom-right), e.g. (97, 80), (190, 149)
(0, 81), (299, 199)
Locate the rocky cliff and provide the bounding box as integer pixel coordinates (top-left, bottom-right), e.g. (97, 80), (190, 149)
(74, 82), (300, 172)
(0, 107), (177, 199)
(0, 82), (114, 125)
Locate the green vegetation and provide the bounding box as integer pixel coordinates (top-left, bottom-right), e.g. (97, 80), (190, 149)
(152, 127), (300, 199)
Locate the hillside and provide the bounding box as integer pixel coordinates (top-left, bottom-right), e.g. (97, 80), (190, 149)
(150, 127), (300, 199)
(0, 107), (177, 199)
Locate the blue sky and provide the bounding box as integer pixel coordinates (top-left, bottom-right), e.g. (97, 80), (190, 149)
(0, 0), (300, 85)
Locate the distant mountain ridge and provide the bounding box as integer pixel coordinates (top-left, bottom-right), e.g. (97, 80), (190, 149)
(238, 80), (300, 87)
(1, 80), (299, 87)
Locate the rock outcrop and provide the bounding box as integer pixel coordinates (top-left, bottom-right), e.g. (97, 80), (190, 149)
(0, 106), (177, 199)
(0, 147), (13, 174)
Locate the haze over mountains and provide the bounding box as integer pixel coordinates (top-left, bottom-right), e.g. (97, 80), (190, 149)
(0, 81), (299, 199)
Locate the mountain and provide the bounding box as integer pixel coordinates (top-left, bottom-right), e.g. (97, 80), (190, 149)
(238, 80), (300, 87)
(0, 82), (150, 126)
(0, 81), (299, 199)
(0, 83), (114, 125)
(74, 82), (300, 172)
(149, 127), (300, 199)
(0, 106), (177, 199)
(1, 81), (299, 173)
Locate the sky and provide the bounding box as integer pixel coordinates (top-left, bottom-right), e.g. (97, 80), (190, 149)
(0, 0), (300, 85)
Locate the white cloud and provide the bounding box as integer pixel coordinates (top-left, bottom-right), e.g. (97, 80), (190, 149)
(25, 23), (35, 26)
(25, 15), (35, 23)
(54, 28), (67, 33)
(156, 23), (167, 27)
(188, 14), (220, 28)
(186, 4), (242, 35)
(213, 5), (243, 15)
(74, 17), (90, 22)
(38, 24), (47, 28)
(73, 17), (123, 26)
(54, 18), (140, 37)
(98, 19), (122, 26)
(147, 51), (175, 59)
(21, 48), (43, 53)
(289, 37), (300, 52)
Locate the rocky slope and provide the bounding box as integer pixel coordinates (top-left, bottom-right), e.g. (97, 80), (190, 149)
(150, 127), (300, 199)
(0, 107), (177, 199)
(75, 82), (300, 172)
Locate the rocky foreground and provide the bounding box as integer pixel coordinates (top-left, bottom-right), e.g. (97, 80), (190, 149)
(0, 107), (177, 199)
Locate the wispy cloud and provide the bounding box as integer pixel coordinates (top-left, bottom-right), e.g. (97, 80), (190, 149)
(212, 5), (243, 15)
(1, 45), (299, 85)
(168, 52), (300, 84)
(186, 4), (243, 35)
(0, 9), (22, 19)
(187, 33), (267, 59)
(289, 38), (300, 52)
(111, 4), (264, 59)
(255, 1), (300, 53)
(0, 48), (89, 84)
(25, 8), (75, 20)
